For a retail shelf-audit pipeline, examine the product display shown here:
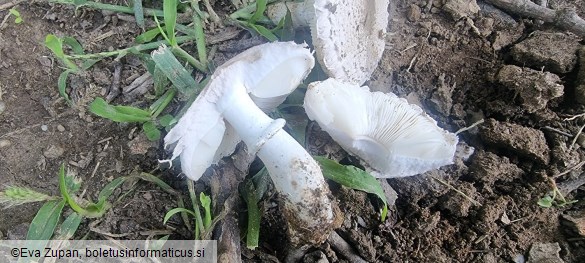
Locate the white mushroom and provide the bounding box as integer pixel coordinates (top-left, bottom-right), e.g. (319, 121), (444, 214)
(163, 42), (335, 244)
(267, 0), (390, 85)
(304, 78), (459, 178)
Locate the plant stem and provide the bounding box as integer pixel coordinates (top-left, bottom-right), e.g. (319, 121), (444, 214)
(66, 35), (197, 60)
(48, 0), (164, 17)
(171, 45), (206, 72)
(187, 180), (205, 239)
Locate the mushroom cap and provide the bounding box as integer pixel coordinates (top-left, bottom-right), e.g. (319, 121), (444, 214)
(304, 78), (458, 178)
(311, 0), (389, 85)
(164, 42), (315, 181)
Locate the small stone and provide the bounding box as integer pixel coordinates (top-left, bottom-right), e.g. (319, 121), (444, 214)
(406, 4), (422, 22)
(43, 145), (65, 159)
(527, 243), (564, 263)
(41, 125), (48, 132)
(495, 65), (564, 113)
(0, 139), (11, 148)
(511, 31), (581, 74)
(480, 119), (550, 164)
(57, 124), (65, 132)
(127, 133), (156, 155)
(0, 100), (5, 115)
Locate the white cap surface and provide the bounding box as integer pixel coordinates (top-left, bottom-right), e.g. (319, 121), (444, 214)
(304, 78), (458, 178)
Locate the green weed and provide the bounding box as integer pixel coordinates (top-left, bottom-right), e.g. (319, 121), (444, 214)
(8, 8), (23, 24)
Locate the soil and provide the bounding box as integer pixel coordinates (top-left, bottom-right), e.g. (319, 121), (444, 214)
(1, 0), (585, 262)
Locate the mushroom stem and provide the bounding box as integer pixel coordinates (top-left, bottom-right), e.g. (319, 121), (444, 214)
(220, 85), (335, 245)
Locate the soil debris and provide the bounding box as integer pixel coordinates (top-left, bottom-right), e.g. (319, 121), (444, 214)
(442, 0), (480, 20)
(43, 144), (64, 159)
(480, 119), (550, 164)
(495, 64), (564, 113)
(468, 150), (523, 185)
(561, 210), (585, 237)
(511, 31), (581, 74)
(575, 46), (585, 104)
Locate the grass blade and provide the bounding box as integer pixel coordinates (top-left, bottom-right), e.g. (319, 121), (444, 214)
(250, 0), (267, 23)
(241, 179), (261, 249)
(315, 156), (389, 221)
(163, 207), (196, 224)
(63, 37), (85, 55)
(58, 69), (73, 106)
(163, 0), (178, 45)
(151, 45), (200, 94)
(27, 199), (66, 240)
(89, 97), (152, 123)
(136, 28), (161, 44)
(132, 0), (145, 30)
(0, 186), (58, 209)
(45, 34), (78, 70)
(199, 193), (211, 228)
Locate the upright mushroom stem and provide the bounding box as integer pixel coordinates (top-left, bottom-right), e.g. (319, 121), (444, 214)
(219, 84), (336, 245)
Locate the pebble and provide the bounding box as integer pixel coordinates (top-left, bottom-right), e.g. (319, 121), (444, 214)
(0, 139), (11, 148)
(527, 243), (564, 263)
(0, 100), (5, 115)
(143, 192), (153, 200)
(41, 125), (48, 132)
(406, 4), (421, 22)
(57, 124), (65, 132)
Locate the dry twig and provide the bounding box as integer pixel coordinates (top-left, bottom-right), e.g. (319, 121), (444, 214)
(486, 0), (585, 37)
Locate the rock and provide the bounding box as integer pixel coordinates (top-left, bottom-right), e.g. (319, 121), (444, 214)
(57, 124), (66, 132)
(468, 150), (523, 185)
(527, 243), (564, 263)
(574, 47), (585, 104)
(480, 119), (549, 164)
(511, 31), (581, 74)
(495, 65), (563, 113)
(442, 0), (480, 20)
(41, 124), (48, 132)
(303, 251), (329, 263)
(406, 4), (422, 22)
(43, 144), (65, 159)
(0, 100), (5, 115)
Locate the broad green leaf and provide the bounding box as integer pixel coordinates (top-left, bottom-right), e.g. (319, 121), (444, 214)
(58, 69), (73, 106)
(136, 28), (161, 44)
(133, 0), (145, 30)
(163, 207), (196, 224)
(63, 37), (84, 55)
(151, 46), (198, 94)
(159, 114), (176, 128)
(53, 212), (82, 240)
(89, 97), (152, 123)
(81, 58), (99, 70)
(315, 156), (389, 221)
(163, 0), (178, 45)
(27, 199), (66, 240)
(537, 195), (553, 208)
(45, 34), (78, 70)
(143, 121), (161, 141)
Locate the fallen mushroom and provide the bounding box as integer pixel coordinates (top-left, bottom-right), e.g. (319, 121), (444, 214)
(304, 78), (459, 178)
(267, 0), (390, 85)
(163, 42), (336, 244)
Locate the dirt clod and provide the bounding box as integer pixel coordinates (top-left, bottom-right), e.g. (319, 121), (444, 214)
(480, 119), (550, 164)
(528, 243), (564, 263)
(43, 144), (65, 159)
(442, 0), (480, 20)
(575, 47), (585, 104)
(495, 64), (563, 113)
(468, 150), (523, 185)
(511, 31), (581, 74)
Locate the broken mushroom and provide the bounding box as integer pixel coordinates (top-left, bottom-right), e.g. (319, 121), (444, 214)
(267, 0), (390, 85)
(163, 42), (335, 244)
(304, 78), (459, 178)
